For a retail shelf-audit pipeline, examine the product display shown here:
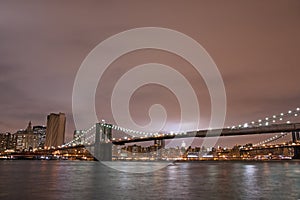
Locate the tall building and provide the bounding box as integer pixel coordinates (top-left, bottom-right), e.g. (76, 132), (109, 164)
(15, 121), (38, 152)
(45, 113), (66, 148)
(33, 125), (47, 148)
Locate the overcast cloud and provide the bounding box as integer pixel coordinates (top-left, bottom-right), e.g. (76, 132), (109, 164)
(1, 1), (300, 146)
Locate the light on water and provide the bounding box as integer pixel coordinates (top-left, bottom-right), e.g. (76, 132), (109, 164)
(101, 161), (172, 173)
(0, 161), (300, 199)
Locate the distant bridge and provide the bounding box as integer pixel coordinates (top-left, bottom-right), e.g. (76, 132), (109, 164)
(112, 123), (300, 145)
(60, 107), (300, 160)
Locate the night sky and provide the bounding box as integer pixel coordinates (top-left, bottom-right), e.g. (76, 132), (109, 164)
(1, 1), (300, 147)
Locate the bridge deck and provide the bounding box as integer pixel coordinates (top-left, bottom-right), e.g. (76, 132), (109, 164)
(112, 123), (300, 145)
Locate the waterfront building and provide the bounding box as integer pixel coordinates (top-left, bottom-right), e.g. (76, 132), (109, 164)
(45, 113), (66, 148)
(15, 121), (39, 152)
(33, 125), (47, 148)
(0, 132), (16, 152)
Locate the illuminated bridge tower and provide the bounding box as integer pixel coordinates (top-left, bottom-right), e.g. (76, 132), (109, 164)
(95, 123), (112, 161)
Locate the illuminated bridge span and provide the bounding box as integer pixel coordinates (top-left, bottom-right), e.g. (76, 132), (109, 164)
(61, 107), (300, 160)
(112, 123), (300, 145)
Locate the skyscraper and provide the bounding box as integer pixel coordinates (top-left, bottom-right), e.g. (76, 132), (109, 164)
(45, 113), (66, 148)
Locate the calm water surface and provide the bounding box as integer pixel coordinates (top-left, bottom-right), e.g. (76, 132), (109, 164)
(0, 160), (300, 200)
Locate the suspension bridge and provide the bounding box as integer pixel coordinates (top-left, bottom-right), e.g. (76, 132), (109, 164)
(58, 107), (300, 160)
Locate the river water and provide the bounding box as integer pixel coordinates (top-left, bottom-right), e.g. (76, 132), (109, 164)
(0, 160), (299, 199)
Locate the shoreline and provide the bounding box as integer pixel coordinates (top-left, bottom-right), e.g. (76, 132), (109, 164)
(0, 157), (297, 162)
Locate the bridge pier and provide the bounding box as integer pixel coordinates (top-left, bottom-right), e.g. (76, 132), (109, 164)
(293, 146), (300, 159)
(154, 139), (165, 159)
(291, 131), (300, 159)
(154, 139), (165, 149)
(94, 123), (112, 161)
(292, 131), (300, 143)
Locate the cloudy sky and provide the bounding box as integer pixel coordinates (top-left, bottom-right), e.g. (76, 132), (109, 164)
(1, 1), (300, 146)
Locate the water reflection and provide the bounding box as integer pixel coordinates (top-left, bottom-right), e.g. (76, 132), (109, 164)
(0, 161), (300, 199)
(242, 164), (259, 198)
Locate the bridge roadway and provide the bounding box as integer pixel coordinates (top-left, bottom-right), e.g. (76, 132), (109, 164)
(112, 123), (300, 145)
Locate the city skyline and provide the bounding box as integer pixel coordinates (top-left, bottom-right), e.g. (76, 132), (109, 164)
(1, 1), (300, 146)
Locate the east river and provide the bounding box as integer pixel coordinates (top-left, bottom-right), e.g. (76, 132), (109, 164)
(0, 160), (299, 199)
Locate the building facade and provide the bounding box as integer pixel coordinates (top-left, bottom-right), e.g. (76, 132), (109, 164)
(0, 132), (16, 152)
(33, 125), (47, 149)
(15, 121), (39, 152)
(45, 113), (66, 148)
